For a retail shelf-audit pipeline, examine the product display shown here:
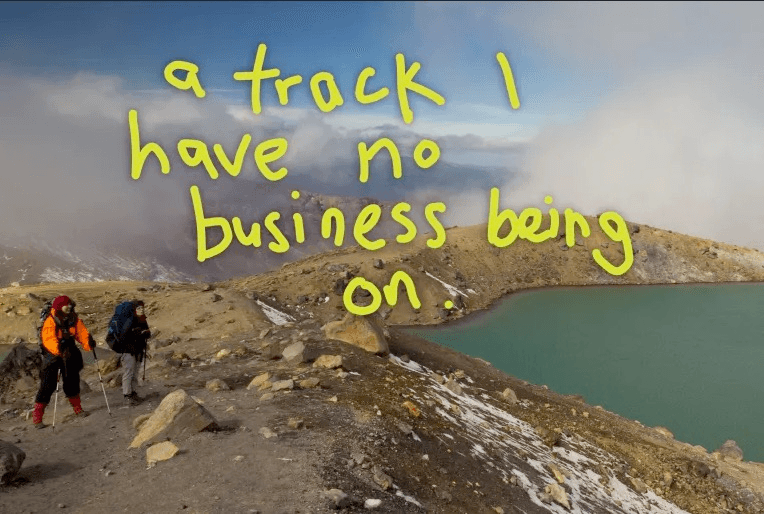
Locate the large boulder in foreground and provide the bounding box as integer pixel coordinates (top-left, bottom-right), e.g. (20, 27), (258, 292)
(0, 440), (26, 485)
(130, 389), (218, 448)
(0, 342), (41, 403)
(322, 313), (389, 354)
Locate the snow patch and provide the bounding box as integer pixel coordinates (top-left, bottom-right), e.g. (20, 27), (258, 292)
(255, 300), (295, 326)
(390, 356), (690, 514)
(424, 272), (468, 298)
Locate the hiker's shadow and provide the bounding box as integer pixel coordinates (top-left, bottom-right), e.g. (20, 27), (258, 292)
(142, 391), (162, 402)
(7, 461), (78, 487)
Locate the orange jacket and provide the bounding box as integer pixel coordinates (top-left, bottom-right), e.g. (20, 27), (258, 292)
(41, 309), (94, 356)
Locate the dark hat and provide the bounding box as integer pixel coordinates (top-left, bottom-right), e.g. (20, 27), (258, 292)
(52, 295), (72, 311)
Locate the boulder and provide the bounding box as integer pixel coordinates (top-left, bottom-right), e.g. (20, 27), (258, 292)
(0, 342), (41, 402)
(281, 342), (305, 365)
(322, 313), (388, 354)
(129, 389), (218, 448)
(0, 440), (26, 485)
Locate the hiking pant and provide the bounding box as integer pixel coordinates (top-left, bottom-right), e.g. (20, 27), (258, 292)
(121, 353), (140, 395)
(35, 350), (82, 404)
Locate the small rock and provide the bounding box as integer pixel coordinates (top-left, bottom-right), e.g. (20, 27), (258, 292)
(501, 387), (518, 403)
(299, 377), (320, 389)
(372, 465), (393, 490)
(287, 418), (303, 429)
(146, 441), (179, 466)
(716, 440), (744, 462)
(215, 349), (231, 359)
(57, 504), (66, 509)
(206, 379), (230, 392)
(260, 393), (274, 401)
(630, 477), (648, 494)
(534, 426), (561, 448)
(548, 463), (566, 484)
(313, 354), (343, 369)
(401, 401), (421, 417)
(233, 455), (244, 462)
(372, 259), (384, 269)
(543, 482), (570, 509)
(259, 427), (277, 439)
(271, 379), (294, 392)
(364, 498), (382, 510)
(444, 379), (462, 395)
(323, 488), (351, 509)
(654, 426), (674, 439)
(247, 373), (271, 390)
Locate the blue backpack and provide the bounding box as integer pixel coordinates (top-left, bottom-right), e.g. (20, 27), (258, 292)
(105, 301), (136, 353)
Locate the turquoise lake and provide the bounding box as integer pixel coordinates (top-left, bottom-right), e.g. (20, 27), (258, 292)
(405, 283), (764, 463)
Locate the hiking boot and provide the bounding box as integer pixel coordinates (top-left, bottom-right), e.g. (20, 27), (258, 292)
(32, 402), (47, 428)
(68, 396), (87, 416)
(124, 393), (141, 406)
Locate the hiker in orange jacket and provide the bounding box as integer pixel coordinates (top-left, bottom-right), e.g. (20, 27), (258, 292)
(33, 295), (96, 428)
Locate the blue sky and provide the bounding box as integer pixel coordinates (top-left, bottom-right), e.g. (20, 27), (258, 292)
(3, 2), (764, 258)
(0, 2), (590, 134)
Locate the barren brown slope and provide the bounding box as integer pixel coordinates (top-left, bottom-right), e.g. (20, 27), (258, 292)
(1, 221), (763, 513)
(223, 219), (764, 327)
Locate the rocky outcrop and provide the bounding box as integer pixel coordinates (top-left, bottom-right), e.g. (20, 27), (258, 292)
(715, 440), (744, 462)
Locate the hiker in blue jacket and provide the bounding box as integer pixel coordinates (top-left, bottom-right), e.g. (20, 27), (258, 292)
(108, 300), (151, 406)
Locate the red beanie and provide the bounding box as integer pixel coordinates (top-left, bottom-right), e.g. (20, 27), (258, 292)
(52, 296), (71, 311)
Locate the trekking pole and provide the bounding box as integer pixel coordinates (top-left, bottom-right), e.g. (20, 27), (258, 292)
(91, 347), (111, 416)
(52, 369), (61, 432)
(142, 330), (150, 382)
